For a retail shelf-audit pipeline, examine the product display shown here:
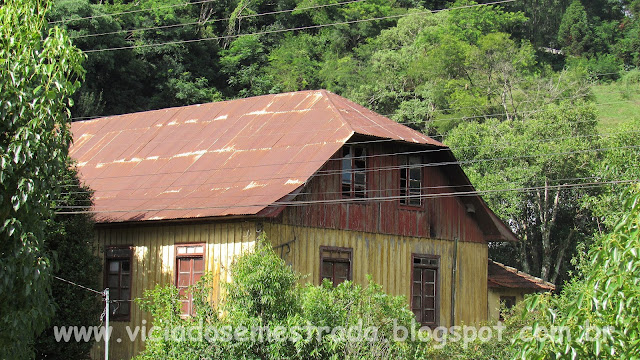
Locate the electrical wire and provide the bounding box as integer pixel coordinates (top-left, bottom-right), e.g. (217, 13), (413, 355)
(69, 0), (369, 39)
(80, 0), (518, 53)
(54, 144), (640, 192)
(50, 0), (217, 24)
(52, 179), (639, 214)
(53, 127), (640, 190)
(54, 129), (640, 194)
(51, 142), (640, 202)
(54, 276), (104, 295)
(51, 175), (620, 204)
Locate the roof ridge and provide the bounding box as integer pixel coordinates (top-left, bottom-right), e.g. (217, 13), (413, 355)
(320, 89), (356, 141)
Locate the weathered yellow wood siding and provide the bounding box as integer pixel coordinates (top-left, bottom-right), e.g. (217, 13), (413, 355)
(263, 223), (488, 328)
(91, 221), (488, 359)
(91, 221), (258, 360)
(487, 288), (529, 321)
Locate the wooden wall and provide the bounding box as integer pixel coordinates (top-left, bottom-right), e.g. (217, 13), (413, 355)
(91, 221), (257, 360)
(264, 222), (489, 328)
(280, 141), (487, 243)
(91, 220), (488, 359)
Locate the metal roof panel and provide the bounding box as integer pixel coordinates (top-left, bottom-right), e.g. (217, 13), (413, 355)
(70, 90), (447, 223)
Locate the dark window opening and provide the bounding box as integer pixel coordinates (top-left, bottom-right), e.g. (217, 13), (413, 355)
(341, 146), (366, 198)
(320, 247), (352, 286)
(176, 244), (205, 317)
(105, 247), (132, 321)
(499, 296), (516, 320)
(411, 254), (439, 326)
(400, 156), (422, 206)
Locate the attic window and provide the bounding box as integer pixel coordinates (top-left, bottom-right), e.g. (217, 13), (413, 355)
(400, 156), (422, 207)
(341, 146), (367, 198)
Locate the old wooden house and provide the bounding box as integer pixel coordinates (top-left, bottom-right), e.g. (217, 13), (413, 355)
(69, 90), (517, 359)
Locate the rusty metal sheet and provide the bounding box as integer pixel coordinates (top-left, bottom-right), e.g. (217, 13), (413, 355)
(488, 260), (555, 291)
(70, 90), (448, 223)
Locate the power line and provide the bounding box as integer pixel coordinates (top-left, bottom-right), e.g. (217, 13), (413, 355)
(53, 143), (640, 197)
(57, 127), (637, 191)
(70, 0), (369, 40)
(81, 0), (517, 53)
(51, 175), (617, 204)
(54, 276), (103, 295)
(50, 0), (217, 24)
(52, 179), (639, 214)
(69, 67), (637, 122)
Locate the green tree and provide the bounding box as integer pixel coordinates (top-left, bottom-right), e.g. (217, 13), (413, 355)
(445, 103), (600, 285)
(514, 185), (640, 359)
(0, 0), (84, 357)
(34, 166), (101, 359)
(557, 0), (594, 56)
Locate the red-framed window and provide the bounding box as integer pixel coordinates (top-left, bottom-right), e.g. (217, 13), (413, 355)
(411, 254), (439, 326)
(105, 246), (132, 321)
(175, 244), (205, 317)
(400, 155), (422, 207)
(320, 246), (352, 286)
(341, 146), (367, 198)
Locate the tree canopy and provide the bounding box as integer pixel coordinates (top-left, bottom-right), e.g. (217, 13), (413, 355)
(0, 0), (84, 357)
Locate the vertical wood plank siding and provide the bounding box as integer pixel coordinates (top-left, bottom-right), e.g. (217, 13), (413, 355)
(91, 221), (257, 360)
(281, 141), (487, 243)
(92, 220), (487, 360)
(265, 223), (488, 329)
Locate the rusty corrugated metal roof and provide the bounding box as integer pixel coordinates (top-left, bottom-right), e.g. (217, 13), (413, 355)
(70, 90), (444, 223)
(487, 260), (555, 291)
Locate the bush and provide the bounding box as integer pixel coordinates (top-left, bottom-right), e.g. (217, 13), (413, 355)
(566, 54), (623, 82)
(513, 185), (640, 359)
(135, 235), (427, 360)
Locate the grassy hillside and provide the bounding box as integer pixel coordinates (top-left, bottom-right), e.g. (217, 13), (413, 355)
(592, 74), (640, 131)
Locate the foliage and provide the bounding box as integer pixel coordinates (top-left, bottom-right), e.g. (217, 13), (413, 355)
(585, 116), (640, 229)
(446, 102), (600, 285)
(34, 166), (101, 359)
(557, 0), (593, 57)
(0, 0), (84, 357)
(513, 185), (640, 359)
(135, 235), (427, 359)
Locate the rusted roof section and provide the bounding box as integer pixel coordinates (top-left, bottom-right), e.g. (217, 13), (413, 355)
(70, 90), (443, 223)
(487, 260), (555, 291)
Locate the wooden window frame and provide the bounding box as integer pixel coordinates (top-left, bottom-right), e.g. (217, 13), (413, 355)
(319, 246), (353, 286)
(341, 145), (367, 199)
(410, 253), (440, 327)
(400, 155), (423, 208)
(175, 243), (206, 317)
(104, 246), (133, 322)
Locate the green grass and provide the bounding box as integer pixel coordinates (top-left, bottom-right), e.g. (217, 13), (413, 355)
(592, 79), (640, 132)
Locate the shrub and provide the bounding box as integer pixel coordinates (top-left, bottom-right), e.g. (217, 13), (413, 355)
(513, 185), (640, 359)
(135, 235), (427, 359)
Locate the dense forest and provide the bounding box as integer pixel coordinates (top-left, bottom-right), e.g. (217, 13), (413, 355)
(51, 0), (640, 287)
